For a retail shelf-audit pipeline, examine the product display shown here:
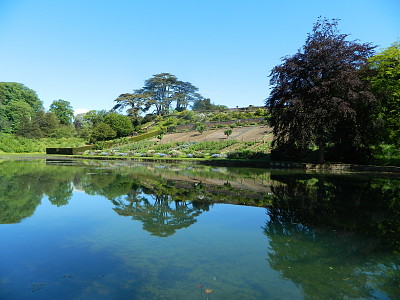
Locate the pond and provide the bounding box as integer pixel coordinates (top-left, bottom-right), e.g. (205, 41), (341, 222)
(0, 159), (399, 299)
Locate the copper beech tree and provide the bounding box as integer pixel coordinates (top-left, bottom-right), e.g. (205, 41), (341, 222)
(266, 18), (381, 163)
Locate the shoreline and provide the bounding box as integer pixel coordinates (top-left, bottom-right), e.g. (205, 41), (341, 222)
(1, 153), (400, 175)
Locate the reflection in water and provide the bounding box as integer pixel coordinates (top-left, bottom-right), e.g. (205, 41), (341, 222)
(0, 159), (399, 299)
(113, 194), (208, 237)
(264, 173), (400, 300)
(0, 160), (80, 223)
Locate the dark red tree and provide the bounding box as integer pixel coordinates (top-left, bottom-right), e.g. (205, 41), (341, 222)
(266, 18), (380, 163)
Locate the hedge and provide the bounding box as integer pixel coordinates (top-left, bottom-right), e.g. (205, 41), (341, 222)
(46, 130), (161, 155)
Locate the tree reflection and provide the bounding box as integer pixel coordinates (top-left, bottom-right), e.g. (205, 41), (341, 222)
(0, 160), (83, 223)
(113, 193), (208, 237)
(263, 174), (400, 299)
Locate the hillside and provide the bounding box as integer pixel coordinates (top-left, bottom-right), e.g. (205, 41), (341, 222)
(154, 125), (272, 143)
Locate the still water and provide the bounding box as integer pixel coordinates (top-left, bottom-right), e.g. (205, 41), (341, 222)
(0, 159), (399, 299)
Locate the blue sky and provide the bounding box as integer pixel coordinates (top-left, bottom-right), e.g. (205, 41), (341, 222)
(0, 0), (399, 114)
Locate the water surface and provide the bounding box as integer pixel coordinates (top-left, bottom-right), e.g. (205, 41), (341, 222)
(0, 159), (399, 299)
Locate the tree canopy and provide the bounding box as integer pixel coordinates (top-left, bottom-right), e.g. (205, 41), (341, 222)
(192, 98), (228, 111)
(0, 82), (43, 133)
(113, 73), (203, 116)
(49, 99), (74, 125)
(0, 82), (43, 111)
(266, 18), (380, 163)
(368, 42), (400, 145)
(104, 112), (134, 138)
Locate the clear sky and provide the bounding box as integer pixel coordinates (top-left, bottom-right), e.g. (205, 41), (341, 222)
(0, 0), (399, 114)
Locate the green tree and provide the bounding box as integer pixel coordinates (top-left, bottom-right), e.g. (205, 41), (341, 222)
(142, 73), (178, 115)
(16, 114), (43, 138)
(104, 112), (134, 138)
(115, 73), (204, 116)
(6, 101), (35, 133)
(113, 91), (152, 116)
(82, 110), (107, 126)
(266, 18), (379, 163)
(174, 81), (202, 111)
(192, 98), (227, 111)
(368, 42), (400, 145)
(49, 99), (74, 125)
(224, 128), (233, 139)
(0, 82), (43, 111)
(36, 111), (61, 137)
(196, 123), (206, 135)
(90, 122), (116, 142)
(0, 105), (12, 133)
(0, 82), (43, 133)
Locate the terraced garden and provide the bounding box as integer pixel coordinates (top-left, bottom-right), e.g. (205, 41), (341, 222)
(83, 126), (273, 159)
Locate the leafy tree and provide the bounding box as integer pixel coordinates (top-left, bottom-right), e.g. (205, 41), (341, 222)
(156, 134), (164, 142)
(0, 82), (43, 111)
(142, 73), (178, 115)
(114, 73), (204, 116)
(224, 128), (232, 138)
(0, 105), (12, 133)
(82, 110), (107, 126)
(51, 125), (76, 138)
(35, 110), (60, 137)
(0, 82), (43, 133)
(196, 123), (206, 135)
(16, 115), (43, 138)
(6, 101), (35, 133)
(266, 18), (379, 163)
(113, 91), (152, 116)
(368, 42), (400, 145)
(90, 122), (116, 142)
(49, 99), (74, 125)
(174, 81), (202, 111)
(104, 112), (134, 138)
(192, 98), (227, 111)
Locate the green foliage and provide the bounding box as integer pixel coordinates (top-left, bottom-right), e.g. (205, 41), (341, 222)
(6, 101), (35, 133)
(49, 99), (74, 125)
(0, 134), (85, 153)
(90, 122), (117, 143)
(119, 140), (157, 152)
(210, 112), (230, 121)
(51, 125), (76, 139)
(82, 110), (107, 126)
(196, 123), (206, 135)
(368, 42), (400, 145)
(0, 82), (43, 111)
(189, 140), (237, 151)
(36, 111), (60, 137)
(104, 112), (134, 138)
(16, 115), (43, 138)
(372, 144), (400, 166)
(94, 141), (106, 150)
(192, 98), (227, 111)
(224, 128), (233, 138)
(115, 73), (203, 116)
(131, 130), (161, 142)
